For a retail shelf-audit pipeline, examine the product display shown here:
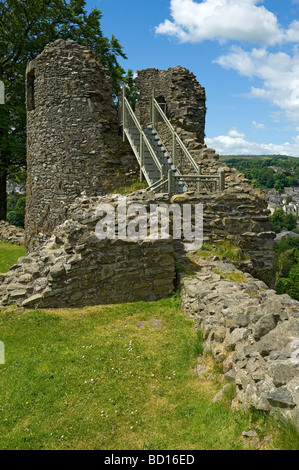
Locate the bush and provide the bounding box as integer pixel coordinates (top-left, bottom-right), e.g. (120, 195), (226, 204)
(277, 249), (298, 278)
(288, 265), (299, 300)
(6, 193), (26, 228)
(274, 237), (299, 300)
(270, 209), (298, 234)
(270, 210), (285, 233)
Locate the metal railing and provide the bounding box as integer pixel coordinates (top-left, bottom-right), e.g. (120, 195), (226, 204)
(150, 88), (225, 192)
(119, 87), (167, 191)
(118, 86), (226, 194)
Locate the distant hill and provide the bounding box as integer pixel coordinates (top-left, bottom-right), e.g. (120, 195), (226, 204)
(219, 155), (299, 191)
(219, 154), (298, 162)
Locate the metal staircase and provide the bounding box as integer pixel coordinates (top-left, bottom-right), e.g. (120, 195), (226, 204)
(118, 87), (225, 195)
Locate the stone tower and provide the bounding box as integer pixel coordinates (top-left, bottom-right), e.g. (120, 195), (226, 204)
(25, 39), (137, 250)
(135, 67), (207, 144)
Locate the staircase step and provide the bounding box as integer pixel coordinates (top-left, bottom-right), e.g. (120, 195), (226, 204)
(124, 121), (191, 194)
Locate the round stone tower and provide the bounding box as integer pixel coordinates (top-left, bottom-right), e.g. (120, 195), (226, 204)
(25, 39), (137, 250)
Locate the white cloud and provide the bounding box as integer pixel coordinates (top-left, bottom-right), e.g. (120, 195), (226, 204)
(252, 121), (265, 129)
(228, 128), (245, 138)
(286, 20), (299, 42)
(215, 46), (299, 123)
(206, 128), (299, 157)
(156, 0), (284, 45)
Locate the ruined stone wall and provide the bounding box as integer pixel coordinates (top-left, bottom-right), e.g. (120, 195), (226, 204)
(25, 39), (138, 251)
(0, 221), (25, 246)
(182, 257), (299, 429)
(1, 187), (275, 308)
(0, 192), (175, 308)
(135, 67), (207, 144)
(134, 67), (256, 192)
(169, 188), (275, 286)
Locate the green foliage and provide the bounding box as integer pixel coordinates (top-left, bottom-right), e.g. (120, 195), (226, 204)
(196, 241), (249, 264)
(0, 0), (130, 219)
(288, 265), (299, 300)
(219, 155), (299, 190)
(274, 237), (299, 300)
(121, 69), (139, 110)
(277, 249), (297, 278)
(270, 209), (298, 234)
(7, 193), (26, 227)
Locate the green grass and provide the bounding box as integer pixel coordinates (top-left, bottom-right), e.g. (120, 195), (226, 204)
(196, 241), (250, 264)
(112, 181), (148, 195)
(0, 243), (298, 450)
(212, 269), (246, 283)
(0, 242), (25, 273)
(0, 298), (298, 450)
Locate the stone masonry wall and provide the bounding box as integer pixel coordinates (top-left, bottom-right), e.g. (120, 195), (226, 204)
(134, 67), (257, 194)
(170, 188), (275, 287)
(0, 221), (25, 246)
(25, 39), (138, 252)
(182, 257), (299, 429)
(0, 192), (175, 308)
(0, 186), (275, 308)
(135, 67), (207, 144)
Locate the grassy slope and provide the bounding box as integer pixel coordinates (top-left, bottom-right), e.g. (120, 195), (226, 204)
(0, 244), (298, 450)
(0, 299), (298, 450)
(0, 242), (25, 273)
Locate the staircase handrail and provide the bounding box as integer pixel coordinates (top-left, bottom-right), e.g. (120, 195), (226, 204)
(120, 88), (164, 177)
(151, 92), (200, 174)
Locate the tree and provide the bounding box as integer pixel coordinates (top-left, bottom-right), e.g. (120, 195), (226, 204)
(270, 209), (298, 234)
(121, 69), (139, 110)
(284, 213), (298, 231)
(0, 0), (128, 221)
(277, 248), (298, 279)
(270, 209), (287, 233)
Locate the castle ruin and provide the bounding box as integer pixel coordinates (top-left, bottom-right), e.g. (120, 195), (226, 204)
(25, 39), (138, 250)
(1, 39), (299, 427)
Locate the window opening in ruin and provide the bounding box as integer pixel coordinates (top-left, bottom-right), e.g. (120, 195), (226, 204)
(156, 95), (167, 117)
(27, 70), (36, 111)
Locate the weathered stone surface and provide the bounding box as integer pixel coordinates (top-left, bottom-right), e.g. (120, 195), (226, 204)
(0, 221), (25, 246)
(252, 314), (277, 340)
(181, 255), (299, 428)
(135, 67), (206, 144)
(25, 39), (139, 251)
(0, 193), (176, 308)
(22, 294), (44, 308)
(267, 388), (296, 409)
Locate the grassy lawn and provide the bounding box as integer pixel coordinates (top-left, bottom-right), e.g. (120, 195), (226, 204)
(0, 242), (26, 273)
(0, 242), (298, 450)
(0, 297), (298, 450)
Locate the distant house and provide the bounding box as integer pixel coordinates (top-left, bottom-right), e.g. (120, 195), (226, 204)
(284, 203), (299, 217)
(275, 231), (299, 242)
(270, 166), (289, 175)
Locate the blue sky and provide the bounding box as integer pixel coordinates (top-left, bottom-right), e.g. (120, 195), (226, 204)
(86, 0), (299, 157)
